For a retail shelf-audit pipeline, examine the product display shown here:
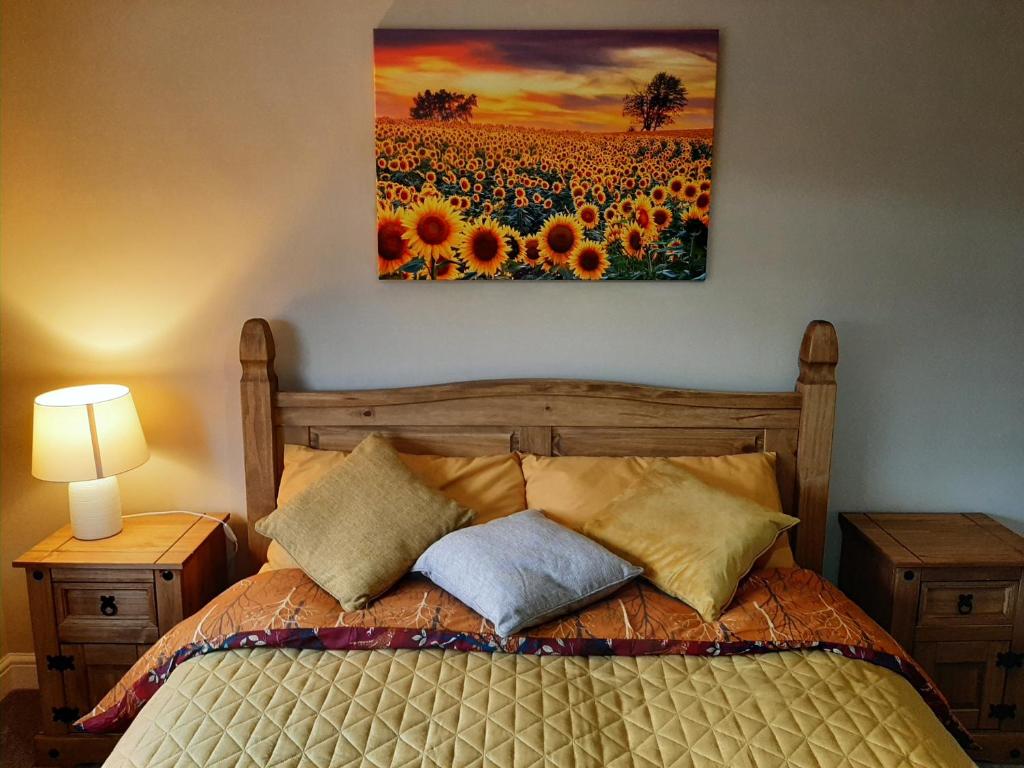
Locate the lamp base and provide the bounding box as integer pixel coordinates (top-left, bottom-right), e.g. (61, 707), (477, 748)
(68, 476), (123, 540)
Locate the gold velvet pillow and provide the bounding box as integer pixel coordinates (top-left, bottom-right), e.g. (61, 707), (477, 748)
(582, 462), (798, 622)
(521, 452), (795, 569)
(255, 434), (474, 610)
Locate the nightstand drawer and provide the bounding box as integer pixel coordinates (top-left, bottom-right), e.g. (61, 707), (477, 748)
(55, 581), (159, 644)
(918, 581), (1017, 627)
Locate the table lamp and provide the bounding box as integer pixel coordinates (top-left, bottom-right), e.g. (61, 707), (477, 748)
(32, 384), (149, 540)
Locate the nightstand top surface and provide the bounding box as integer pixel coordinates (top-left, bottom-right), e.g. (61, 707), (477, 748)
(841, 512), (1024, 567)
(13, 512), (230, 569)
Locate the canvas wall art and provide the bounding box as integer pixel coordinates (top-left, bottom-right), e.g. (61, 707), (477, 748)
(374, 29), (718, 281)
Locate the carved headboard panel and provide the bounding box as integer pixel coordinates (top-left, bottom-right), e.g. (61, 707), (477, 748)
(240, 320), (838, 571)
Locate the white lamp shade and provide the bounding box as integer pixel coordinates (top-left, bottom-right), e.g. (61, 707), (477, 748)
(32, 384), (149, 482)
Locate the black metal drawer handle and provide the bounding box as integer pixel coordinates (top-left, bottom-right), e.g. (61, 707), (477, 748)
(998, 651), (1024, 669)
(99, 595), (118, 616)
(957, 593), (974, 615)
(52, 706), (80, 724)
(46, 654), (75, 672)
(991, 703), (1017, 721)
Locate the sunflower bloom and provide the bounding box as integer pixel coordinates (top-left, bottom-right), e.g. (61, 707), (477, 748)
(577, 203), (600, 230)
(604, 224), (623, 246)
(377, 205), (413, 275)
(570, 243), (609, 280)
(457, 217), (508, 276)
(683, 206), (709, 234)
(538, 214), (583, 266)
(622, 224), (647, 259)
(652, 206), (673, 230)
(401, 197), (464, 261)
(520, 236), (543, 266)
(633, 195), (655, 234)
(695, 191), (711, 212)
(682, 180), (700, 202)
(501, 226), (524, 263)
(433, 258), (461, 280)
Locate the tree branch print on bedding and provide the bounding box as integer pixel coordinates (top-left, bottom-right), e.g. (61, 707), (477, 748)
(76, 567), (970, 745)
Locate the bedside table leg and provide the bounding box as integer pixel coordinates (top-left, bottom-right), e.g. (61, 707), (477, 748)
(34, 733), (121, 767)
(25, 567), (70, 736)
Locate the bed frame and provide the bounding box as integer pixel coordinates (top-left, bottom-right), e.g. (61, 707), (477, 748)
(240, 319), (839, 572)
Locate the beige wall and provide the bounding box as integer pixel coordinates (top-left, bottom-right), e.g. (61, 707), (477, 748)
(2, 0), (1023, 656)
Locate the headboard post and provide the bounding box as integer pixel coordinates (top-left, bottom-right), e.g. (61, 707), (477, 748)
(793, 320), (839, 572)
(240, 318), (280, 563)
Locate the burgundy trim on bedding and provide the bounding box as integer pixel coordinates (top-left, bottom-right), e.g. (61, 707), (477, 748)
(76, 568), (970, 745)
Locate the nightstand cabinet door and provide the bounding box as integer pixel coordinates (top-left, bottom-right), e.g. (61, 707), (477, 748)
(915, 640), (1010, 730)
(59, 643), (146, 719)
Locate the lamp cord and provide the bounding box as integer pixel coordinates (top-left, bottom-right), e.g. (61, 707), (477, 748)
(121, 510), (239, 565)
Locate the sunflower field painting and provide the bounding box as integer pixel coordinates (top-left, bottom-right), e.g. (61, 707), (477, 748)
(374, 29), (718, 281)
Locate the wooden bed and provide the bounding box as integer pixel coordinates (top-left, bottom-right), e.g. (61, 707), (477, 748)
(84, 321), (972, 767)
(239, 318), (839, 572)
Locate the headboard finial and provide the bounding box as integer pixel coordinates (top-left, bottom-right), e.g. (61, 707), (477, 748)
(240, 318), (276, 370)
(798, 320), (838, 386)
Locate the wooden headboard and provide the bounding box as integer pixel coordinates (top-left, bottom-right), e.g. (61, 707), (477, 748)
(240, 319), (838, 572)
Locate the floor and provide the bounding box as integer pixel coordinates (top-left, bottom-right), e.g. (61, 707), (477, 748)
(1, 689), (38, 768)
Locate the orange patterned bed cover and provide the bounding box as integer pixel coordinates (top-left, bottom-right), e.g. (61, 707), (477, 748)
(79, 566), (967, 745)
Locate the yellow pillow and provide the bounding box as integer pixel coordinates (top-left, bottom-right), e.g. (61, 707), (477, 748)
(583, 462), (799, 622)
(255, 435), (473, 610)
(521, 452), (795, 569)
(280, 444), (525, 523)
(265, 539), (302, 570)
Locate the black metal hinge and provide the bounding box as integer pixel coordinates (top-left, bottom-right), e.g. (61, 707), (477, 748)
(45, 654), (75, 672)
(998, 651), (1024, 669)
(51, 706), (80, 724)
(990, 703), (1017, 721)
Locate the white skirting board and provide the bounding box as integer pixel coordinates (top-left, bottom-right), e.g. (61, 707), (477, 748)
(0, 652), (38, 698)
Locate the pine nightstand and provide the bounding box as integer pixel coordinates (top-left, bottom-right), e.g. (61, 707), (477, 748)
(13, 512), (229, 767)
(839, 512), (1024, 764)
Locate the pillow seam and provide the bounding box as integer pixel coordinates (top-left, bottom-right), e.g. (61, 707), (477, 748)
(502, 567), (643, 635)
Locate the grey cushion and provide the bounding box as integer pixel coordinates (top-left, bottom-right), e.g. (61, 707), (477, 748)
(413, 509), (642, 636)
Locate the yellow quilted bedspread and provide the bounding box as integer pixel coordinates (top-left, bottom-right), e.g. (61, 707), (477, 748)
(104, 647), (971, 768)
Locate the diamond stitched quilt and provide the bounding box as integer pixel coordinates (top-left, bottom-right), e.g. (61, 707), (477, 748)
(104, 648), (972, 767)
(81, 568), (972, 766)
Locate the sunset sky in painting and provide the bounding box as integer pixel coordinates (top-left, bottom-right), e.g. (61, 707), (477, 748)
(374, 29), (718, 133)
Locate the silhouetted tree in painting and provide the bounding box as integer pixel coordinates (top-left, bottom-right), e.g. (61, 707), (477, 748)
(623, 73), (688, 131)
(410, 90), (478, 121)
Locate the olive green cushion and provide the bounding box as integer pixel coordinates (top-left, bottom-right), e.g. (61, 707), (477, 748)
(255, 434), (474, 610)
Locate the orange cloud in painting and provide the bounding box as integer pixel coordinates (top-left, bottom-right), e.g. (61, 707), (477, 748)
(374, 29), (718, 133)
